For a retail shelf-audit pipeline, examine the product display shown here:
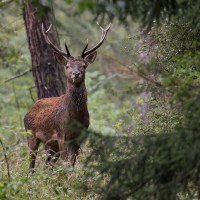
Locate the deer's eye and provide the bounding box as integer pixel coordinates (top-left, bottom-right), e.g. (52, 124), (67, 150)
(66, 66), (69, 69)
(83, 65), (86, 69)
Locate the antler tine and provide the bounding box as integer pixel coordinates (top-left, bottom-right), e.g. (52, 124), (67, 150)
(81, 39), (89, 58)
(81, 23), (111, 58)
(64, 39), (71, 57)
(45, 24), (52, 33)
(42, 24), (71, 59)
(42, 24), (50, 44)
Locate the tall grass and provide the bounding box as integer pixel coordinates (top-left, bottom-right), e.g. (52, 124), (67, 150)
(0, 126), (99, 199)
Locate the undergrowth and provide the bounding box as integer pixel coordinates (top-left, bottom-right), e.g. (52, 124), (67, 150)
(0, 126), (98, 200)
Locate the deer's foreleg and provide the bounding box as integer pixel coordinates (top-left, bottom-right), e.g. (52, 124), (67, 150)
(67, 144), (80, 167)
(27, 136), (40, 173)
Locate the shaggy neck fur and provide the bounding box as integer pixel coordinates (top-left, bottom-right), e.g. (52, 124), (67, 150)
(64, 82), (87, 113)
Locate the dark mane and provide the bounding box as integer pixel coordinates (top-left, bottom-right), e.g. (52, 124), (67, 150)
(64, 83), (87, 112)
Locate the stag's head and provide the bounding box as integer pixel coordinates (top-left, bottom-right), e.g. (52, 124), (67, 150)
(42, 23), (111, 86)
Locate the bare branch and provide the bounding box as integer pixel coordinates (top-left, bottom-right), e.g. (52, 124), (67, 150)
(99, 52), (162, 87)
(0, 137), (10, 178)
(0, 0), (15, 7)
(12, 80), (20, 110)
(29, 85), (36, 103)
(4, 69), (32, 83)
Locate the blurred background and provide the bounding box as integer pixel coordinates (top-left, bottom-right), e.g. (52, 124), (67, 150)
(0, 0), (140, 137)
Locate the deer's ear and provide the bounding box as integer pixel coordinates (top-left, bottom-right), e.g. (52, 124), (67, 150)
(54, 53), (68, 66)
(85, 52), (97, 65)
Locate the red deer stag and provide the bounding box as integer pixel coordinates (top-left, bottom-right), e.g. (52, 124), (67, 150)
(24, 23), (111, 171)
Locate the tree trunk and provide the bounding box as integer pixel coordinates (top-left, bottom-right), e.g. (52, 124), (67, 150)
(23, 0), (66, 99)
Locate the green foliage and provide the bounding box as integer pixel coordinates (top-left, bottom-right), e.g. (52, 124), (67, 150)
(1, 0), (200, 200)
(0, 125), (96, 199)
(0, 1), (135, 199)
(72, 0), (200, 31)
(72, 21), (200, 199)
(76, 113), (200, 200)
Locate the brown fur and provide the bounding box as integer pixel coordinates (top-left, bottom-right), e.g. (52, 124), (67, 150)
(24, 53), (96, 171)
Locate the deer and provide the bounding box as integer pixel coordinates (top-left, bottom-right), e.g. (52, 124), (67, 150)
(24, 23), (111, 172)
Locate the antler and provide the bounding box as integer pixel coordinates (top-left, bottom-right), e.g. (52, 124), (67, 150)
(42, 24), (71, 59)
(81, 23), (111, 58)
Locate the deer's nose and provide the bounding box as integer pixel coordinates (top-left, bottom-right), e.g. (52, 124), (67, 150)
(73, 71), (81, 77)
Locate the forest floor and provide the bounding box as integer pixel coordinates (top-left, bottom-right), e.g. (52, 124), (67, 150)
(0, 128), (97, 200)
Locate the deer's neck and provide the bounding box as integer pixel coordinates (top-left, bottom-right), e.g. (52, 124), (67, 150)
(64, 82), (87, 112)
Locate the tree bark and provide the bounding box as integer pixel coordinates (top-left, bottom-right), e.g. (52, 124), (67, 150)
(23, 0), (66, 99)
